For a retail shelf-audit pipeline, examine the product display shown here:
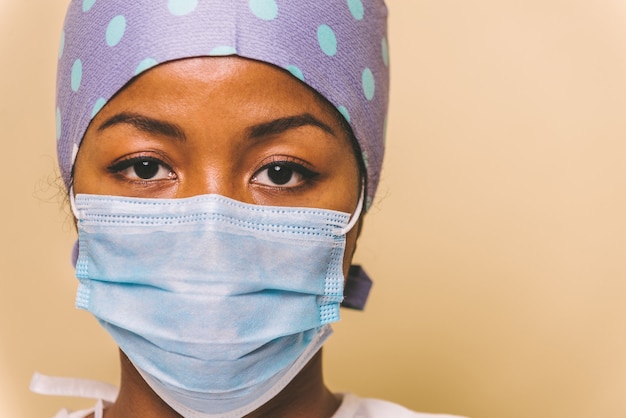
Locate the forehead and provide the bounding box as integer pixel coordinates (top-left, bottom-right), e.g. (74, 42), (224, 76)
(97, 56), (339, 124)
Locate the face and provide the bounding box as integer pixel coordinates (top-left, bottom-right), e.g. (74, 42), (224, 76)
(73, 56), (362, 274)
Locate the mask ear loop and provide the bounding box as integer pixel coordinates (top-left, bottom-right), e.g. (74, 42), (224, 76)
(337, 183), (364, 236)
(69, 144), (81, 220)
(69, 185), (81, 267)
(69, 186), (80, 220)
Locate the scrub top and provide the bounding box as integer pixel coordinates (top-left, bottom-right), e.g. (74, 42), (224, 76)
(31, 373), (466, 418)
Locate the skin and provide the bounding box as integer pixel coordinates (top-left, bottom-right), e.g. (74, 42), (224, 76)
(72, 56), (362, 418)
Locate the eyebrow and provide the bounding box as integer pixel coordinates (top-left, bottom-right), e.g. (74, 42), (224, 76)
(247, 113), (336, 139)
(98, 112), (186, 141)
(97, 112), (335, 142)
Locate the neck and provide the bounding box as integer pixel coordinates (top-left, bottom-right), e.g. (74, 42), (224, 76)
(104, 349), (340, 418)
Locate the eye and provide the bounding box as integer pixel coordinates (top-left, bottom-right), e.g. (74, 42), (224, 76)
(107, 156), (175, 181)
(252, 160), (319, 188)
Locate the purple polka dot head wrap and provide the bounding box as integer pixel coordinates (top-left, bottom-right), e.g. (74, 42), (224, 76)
(57, 0), (389, 207)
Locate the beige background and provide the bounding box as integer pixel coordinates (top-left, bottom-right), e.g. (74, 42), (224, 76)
(2, 1), (626, 417)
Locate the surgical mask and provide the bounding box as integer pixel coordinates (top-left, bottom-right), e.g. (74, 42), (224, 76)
(72, 192), (362, 417)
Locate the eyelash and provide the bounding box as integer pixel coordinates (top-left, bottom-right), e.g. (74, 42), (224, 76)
(106, 154), (320, 190)
(253, 157), (320, 189)
(107, 155), (175, 180)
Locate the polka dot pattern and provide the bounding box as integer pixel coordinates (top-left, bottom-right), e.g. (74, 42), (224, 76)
(56, 107), (62, 141)
(135, 58), (158, 75)
(317, 25), (337, 56)
(362, 68), (375, 100)
(91, 98), (107, 117)
(168, 0), (198, 16)
(382, 37), (389, 67)
(348, 0), (365, 20)
(59, 31), (65, 60)
(71, 59), (82, 92)
(57, 0), (389, 209)
(286, 65), (304, 81)
(82, 0), (96, 12)
(106, 15), (126, 47)
(209, 46), (237, 56)
(249, 0), (278, 21)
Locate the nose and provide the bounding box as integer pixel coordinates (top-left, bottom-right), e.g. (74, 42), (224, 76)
(174, 165), (252, 203)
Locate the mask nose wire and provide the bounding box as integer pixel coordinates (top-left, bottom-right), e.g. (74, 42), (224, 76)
(70, 184), (364, 234)
(336, 183), (364, 236)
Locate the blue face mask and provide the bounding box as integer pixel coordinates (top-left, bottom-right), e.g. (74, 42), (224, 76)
(72, 192), (361, 417)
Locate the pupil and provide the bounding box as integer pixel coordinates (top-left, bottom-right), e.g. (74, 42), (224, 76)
(268, 165), (292, 185)
(134, 161), (159, 179)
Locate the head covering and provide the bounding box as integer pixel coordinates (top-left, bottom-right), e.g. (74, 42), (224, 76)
(57, 0), (389, 207)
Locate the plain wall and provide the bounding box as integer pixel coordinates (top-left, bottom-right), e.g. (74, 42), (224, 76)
(2, 1), (626, 417)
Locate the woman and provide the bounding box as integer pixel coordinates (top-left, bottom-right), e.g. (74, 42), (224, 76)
(31, 1), (462, 417)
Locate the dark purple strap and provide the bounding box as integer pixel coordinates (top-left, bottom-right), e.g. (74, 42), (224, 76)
(341, 265), (373, 310)
(71, 240), (79, 268)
